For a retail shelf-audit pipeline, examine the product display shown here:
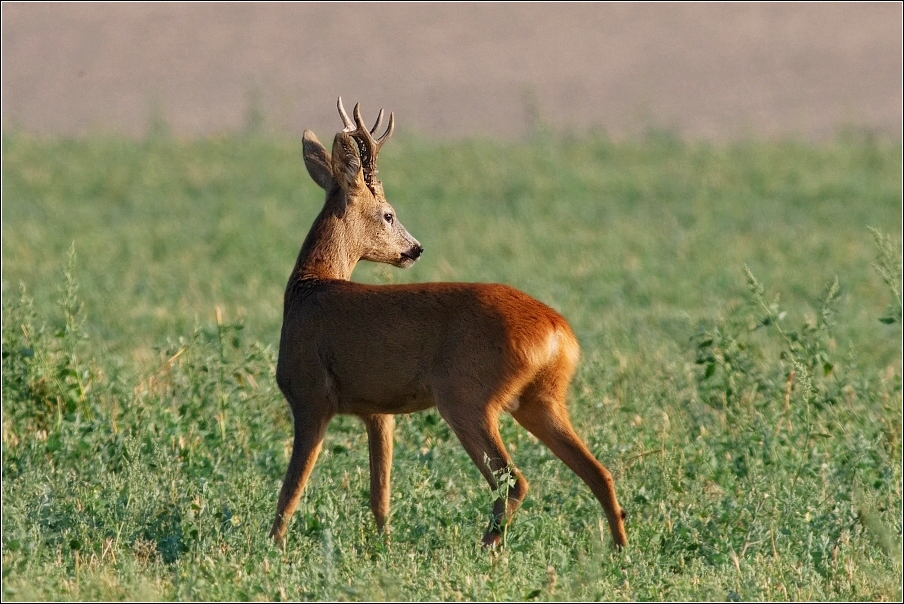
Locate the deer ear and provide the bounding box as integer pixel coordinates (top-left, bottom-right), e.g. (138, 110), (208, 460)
(331, 132), (365, 193)
(302, 130), (334, 190)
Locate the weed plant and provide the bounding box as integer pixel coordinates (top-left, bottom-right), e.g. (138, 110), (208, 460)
(1, 129), (901, 600)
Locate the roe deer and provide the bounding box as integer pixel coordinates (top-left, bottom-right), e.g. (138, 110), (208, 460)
(270, 98), (628, 549)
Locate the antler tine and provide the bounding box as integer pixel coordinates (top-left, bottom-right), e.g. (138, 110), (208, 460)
(337, 96), (355, 132)
(376, 112), (395, 147)
(352, 102), (371, 138)
(369, 108), (385, 136)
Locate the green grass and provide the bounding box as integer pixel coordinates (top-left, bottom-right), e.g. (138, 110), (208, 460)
(2, 128), (901, 600)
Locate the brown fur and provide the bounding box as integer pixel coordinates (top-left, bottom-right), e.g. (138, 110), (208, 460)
(269, 100), (628, 549)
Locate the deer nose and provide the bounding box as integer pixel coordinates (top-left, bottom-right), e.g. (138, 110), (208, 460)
(409, 245), (424, 259)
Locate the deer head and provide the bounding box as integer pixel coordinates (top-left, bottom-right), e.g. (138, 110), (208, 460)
(299, 98), (422, 272)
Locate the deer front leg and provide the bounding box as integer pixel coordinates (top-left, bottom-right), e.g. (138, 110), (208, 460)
(270, 408), (331, 543)
(364, 414), (395, 535)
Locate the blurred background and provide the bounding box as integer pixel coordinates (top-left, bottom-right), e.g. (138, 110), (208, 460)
(3, 3), (902, 141)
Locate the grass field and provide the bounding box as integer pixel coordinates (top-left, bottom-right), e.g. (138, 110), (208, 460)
(2, 127), (901, 601)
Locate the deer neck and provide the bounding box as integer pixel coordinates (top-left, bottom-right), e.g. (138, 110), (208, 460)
(292, 205), (361, 282)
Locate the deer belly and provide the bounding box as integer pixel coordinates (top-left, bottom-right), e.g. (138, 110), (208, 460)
(325, 360), (435, 415)
(335, 382), (435, 415)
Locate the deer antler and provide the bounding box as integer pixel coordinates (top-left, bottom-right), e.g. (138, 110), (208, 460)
(337, 96), (395, 190)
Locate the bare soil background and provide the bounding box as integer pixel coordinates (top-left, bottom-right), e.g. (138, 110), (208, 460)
(2, 3), (901, 140)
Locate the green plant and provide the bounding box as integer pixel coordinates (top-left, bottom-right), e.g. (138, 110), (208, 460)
(869, 226), (903, 325)
(2, 245), (96, 436)
(744, 266), (843, 408)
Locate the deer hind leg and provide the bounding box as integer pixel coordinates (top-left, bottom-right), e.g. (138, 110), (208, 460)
(512, 367), (628, 549)
(269, 406), (331, 544)
(436, 397), (529, 548)
(363, 414), (394, 536)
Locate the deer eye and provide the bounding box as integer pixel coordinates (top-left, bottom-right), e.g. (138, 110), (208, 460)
(383, 213), (394, 225)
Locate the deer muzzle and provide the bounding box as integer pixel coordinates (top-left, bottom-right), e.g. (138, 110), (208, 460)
(399, 243), (424, 267)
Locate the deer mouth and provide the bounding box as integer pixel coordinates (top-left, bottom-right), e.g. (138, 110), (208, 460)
(399, 245), (424, 266)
